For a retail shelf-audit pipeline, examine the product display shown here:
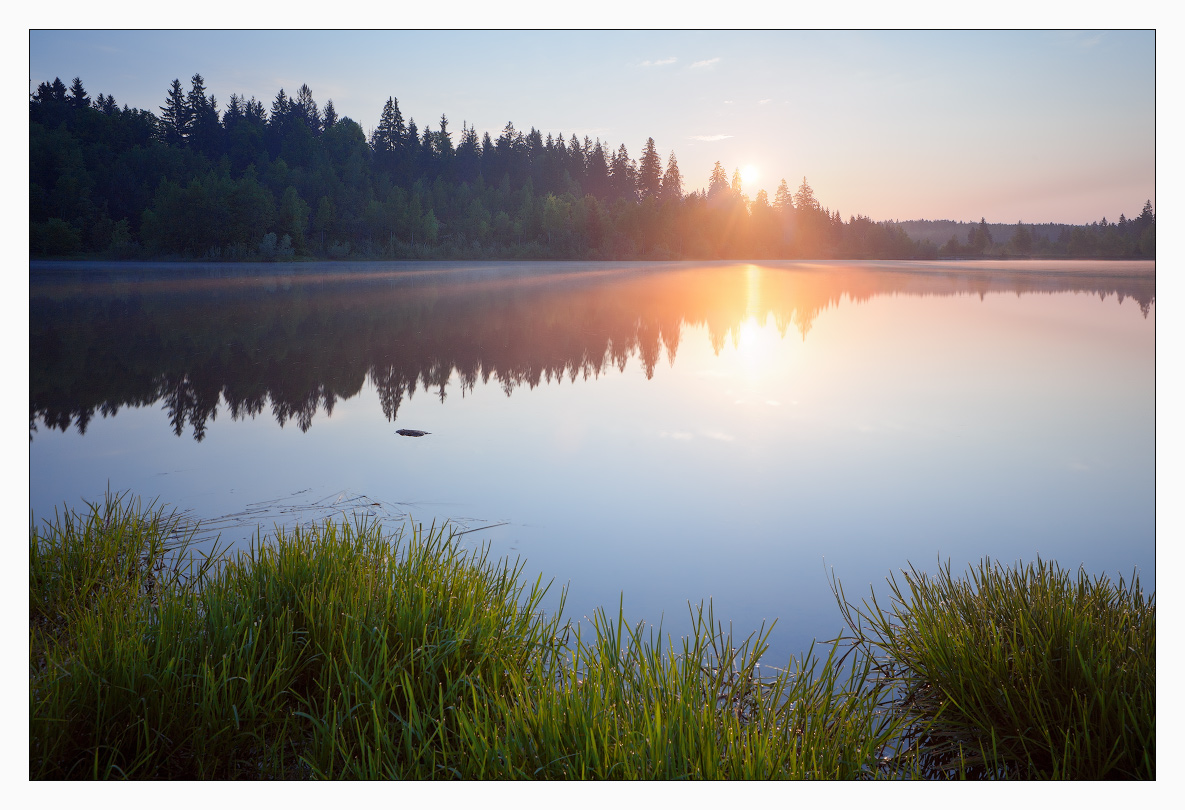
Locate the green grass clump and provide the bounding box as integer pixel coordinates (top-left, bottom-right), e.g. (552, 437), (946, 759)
(33, 494), (1153, 779)
(835, 557), (1155, 779)
(30, 493), (904, 779)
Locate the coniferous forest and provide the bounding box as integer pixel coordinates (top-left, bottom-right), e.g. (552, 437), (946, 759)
(30, 75), (1156, 261)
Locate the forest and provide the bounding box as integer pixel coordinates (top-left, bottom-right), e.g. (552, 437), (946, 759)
(30, 75), (1156, 261)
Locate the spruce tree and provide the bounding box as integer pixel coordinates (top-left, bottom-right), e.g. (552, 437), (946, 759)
(660, 151), (683, 202)
(245, 97), (265, 124)
(793, 177), (818, 211)
(437, 114), (454, 158)
(185, 74), (221, 156)
(638, 137), (662, 198)
(586, 140), (609, 199)
(159, 78), (190, 145)
(295, 84), (320, 132)
(774, 179), (793, 213)
(322, 99), (338, 130)
(68, 77), (90, 108)
(32, 80), (55, 105)
(610, 144), (636, 201)
(270, 89), (290, 122)
(371, 97), (404, 153)
(186, 74), (208, 116)
(567, 134), (586, 186)
(708, 162), (729, 198)
(224, 94), (244, 126)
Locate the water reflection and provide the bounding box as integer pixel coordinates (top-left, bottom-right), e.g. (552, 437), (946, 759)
(30, 260), (1154, 442)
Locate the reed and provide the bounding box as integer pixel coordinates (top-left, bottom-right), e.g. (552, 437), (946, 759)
(834, 557), (1155, 779)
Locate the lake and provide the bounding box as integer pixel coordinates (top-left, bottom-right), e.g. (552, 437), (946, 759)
(29, 259), (1155, 665)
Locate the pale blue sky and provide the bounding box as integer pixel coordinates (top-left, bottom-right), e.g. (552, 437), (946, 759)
(29, 29), (1154, 224)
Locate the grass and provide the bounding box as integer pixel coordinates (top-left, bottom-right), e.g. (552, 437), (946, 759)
(30, 493), (1154, 779)
(833, 558), (1155, 779)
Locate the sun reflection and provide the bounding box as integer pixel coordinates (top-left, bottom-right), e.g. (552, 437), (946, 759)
(734, 315), (781, 376)
(745, 264), (762, 318)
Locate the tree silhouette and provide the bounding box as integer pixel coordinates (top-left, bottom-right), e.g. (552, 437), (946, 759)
(708, 162), (729, 199)
(68, 77), (90, 109)
(660, 151), (683, 202)
(30, 69), (1155, 262)
(159, 79), (189, 145)
(638, 137), (662, 199)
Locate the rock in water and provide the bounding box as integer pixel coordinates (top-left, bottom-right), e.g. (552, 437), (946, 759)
(395, 429), (431, 437)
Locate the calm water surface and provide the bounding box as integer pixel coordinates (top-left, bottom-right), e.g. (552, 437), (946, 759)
(30, 260), (1155, 663)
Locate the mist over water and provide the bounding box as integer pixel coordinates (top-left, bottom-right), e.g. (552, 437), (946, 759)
(30, 260), (1154, 663)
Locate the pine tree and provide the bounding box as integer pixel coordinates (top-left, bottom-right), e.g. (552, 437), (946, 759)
(609, 144), (636, 201)
(32, 80), (54, 105)
(437, 114), (454, 158)
(186, 74), (208, 113)
(269, 89), (290, 130)
(159, 78), (190, 145)
(371, 97), (405, 153)
(967, 217), (992, 253)
(1136, 199), (1154, 228)
(420, 121), (436, 170)
(186, 74), (221, 155)
(567, 134), (586, 186)
(95, 93), (119, 115)
(68, 77), (90, 108)
(1011, 220), (1033, 254)
(245, 97), (265, 124)
(708, 162), (729, 198)
(774, 178), (793, 213)
(793, 177), (818, 211)
(660, 151), (683, 202)
(295, 84), (320, 132)
(586, 140), (609, 199)
(456, 121), (481, 181)
(322, 99), (338, 130)
(32, 79), (58, 106)
(638, 137), (662, 198)
(731, 168), (743, 196)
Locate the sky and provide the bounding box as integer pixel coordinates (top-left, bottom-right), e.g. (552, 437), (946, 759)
(8, 19), (1183, 802)
(27, 29), (1155, 225)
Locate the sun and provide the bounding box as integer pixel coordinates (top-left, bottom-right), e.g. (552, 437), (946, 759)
(741, 164), (759, 188)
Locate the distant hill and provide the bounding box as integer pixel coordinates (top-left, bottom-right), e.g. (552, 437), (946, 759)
(891, 220), (1071, 246)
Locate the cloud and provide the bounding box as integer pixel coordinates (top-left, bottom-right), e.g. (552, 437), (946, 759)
(690, 57), (721, 69)
(702, 430), (735, 442)
(660, 430), (693, 441)
(1079, 33), (1103, 49)
(640, 57), (677, 67)
(691, 134), (733, 141)
(758, 98), (772, 105)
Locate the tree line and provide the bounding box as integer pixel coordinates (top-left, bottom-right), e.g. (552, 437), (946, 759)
(30, 74), (1154, 261)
